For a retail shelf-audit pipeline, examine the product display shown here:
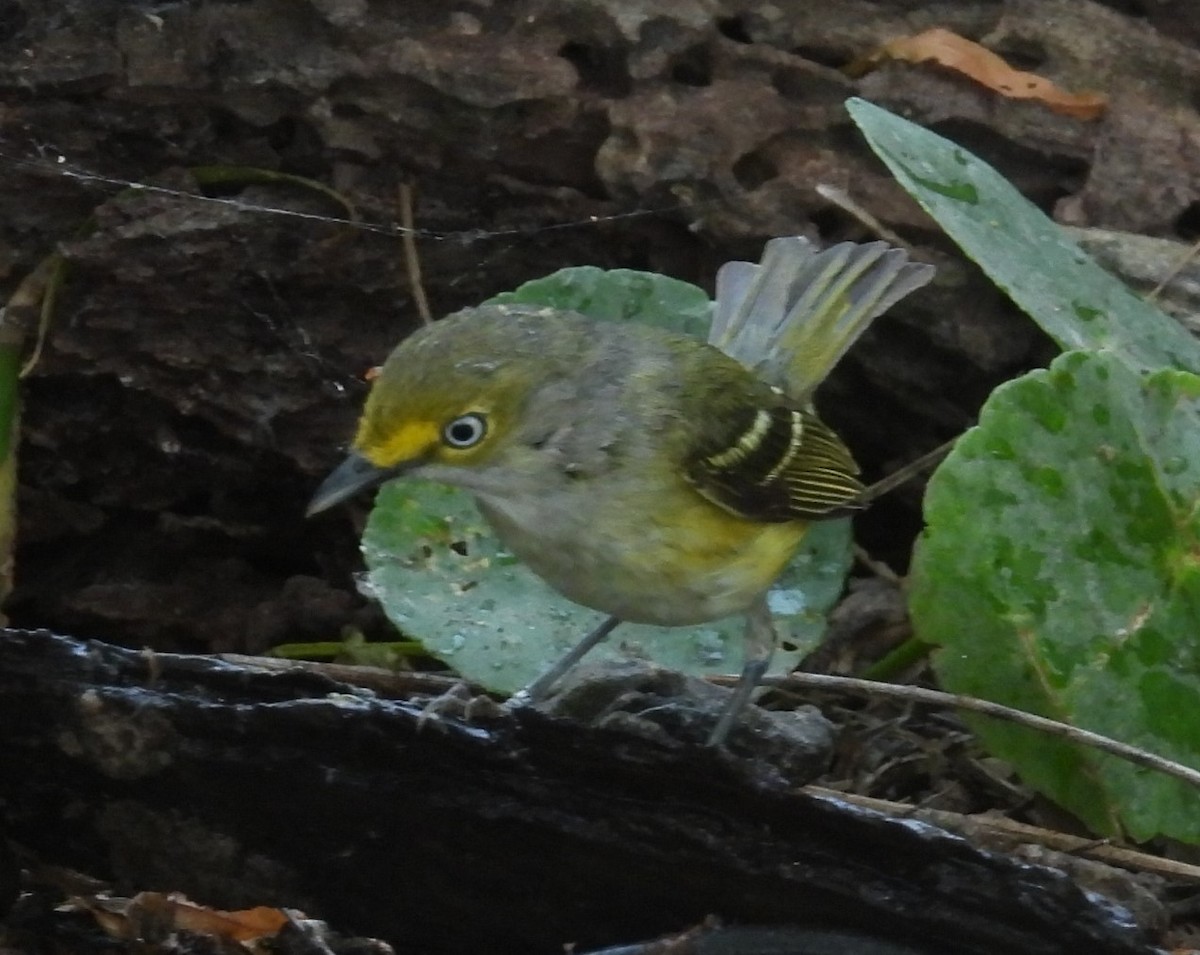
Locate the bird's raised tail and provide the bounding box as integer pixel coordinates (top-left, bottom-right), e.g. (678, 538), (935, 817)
(709, 237), (935, 403)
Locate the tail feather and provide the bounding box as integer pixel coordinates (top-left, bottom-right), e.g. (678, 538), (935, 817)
(711, 237), (935, 402)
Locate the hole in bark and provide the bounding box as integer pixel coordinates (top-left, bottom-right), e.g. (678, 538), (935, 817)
(791, 45), (847, 70)
(1095, 0), (1148, 15)
(810, 206), (851, 243)
(772, 65), (854, 105)
(1175, 201), (1200, 240)
(987, 38), (1048, 72)
(732, 149), (778, 190)
(715, 16), (752, 44)
(558, 41), (632, 97)
(669, 44), (714, 87)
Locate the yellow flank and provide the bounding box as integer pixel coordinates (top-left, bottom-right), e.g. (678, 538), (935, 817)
(357, 418), (439, 468)
(480, 468), (810, 627)
(629, 498), (807, 623)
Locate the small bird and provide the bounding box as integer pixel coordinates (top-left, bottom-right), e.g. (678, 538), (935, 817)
(309, 237), (934, 744)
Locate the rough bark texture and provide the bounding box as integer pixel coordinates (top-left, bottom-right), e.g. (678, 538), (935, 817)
(3, 0), (1198, 647)
(0, 631), (1163, 955)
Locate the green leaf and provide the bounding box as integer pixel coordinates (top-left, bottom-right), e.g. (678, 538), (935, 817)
(847, 98), (1200, 375)
(910, 350), (1200, 841)
(486, 266), (713, 337)
(363, 481), (852, 695)
(269, 633), (423, 667)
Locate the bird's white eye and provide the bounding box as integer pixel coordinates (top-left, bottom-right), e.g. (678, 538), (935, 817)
(442, 413), (488, 449)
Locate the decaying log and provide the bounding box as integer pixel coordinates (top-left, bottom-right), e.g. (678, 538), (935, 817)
(0, 630), (1160, 955)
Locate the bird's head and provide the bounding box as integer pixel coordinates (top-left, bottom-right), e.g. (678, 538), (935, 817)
(307, 305), (575, 515)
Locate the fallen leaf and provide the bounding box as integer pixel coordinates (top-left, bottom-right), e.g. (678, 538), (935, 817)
(853, 27), (1107, 120)
(74, 891), (292, 943)
(155, 895), (291, 942)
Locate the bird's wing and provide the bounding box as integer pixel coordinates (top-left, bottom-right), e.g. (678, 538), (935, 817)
(683, 398), (864, 522)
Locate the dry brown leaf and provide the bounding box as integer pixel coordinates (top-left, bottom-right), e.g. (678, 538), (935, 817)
(154, 894), (291, 942)
(855, 27), (1107, 120)
(74, 891), (292, 943)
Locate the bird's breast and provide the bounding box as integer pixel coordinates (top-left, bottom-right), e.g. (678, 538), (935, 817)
(474, 479), (807, 627)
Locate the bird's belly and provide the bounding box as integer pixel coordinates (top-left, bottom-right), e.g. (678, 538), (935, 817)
(475, 488), (806, 627)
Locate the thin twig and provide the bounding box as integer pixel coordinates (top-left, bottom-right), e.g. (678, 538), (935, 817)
(19, 252), (67, 378)
(725, 671), (1200, 793)
(815, 183), (912, 249)
(856, 436), (958, 506)
(852, 544), (904, 585)
(219, 653), (465, 698)
(802, 785), (1200, 882)
(399, 182), (433, 326)
(1148, 235), (1200, 301)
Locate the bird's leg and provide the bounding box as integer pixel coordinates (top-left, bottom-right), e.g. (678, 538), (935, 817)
(508, 615), (622, 705)
(707, 597), (776, 746)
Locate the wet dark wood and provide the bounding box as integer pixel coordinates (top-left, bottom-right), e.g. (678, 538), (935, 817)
(0, 630), (1159, 955)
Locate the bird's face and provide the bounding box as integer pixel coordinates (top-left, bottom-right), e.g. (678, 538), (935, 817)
(354, 363), (511, 474)
(307, 309), (558, 515)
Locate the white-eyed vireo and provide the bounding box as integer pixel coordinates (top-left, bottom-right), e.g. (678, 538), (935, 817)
(309, 237), (934, 745)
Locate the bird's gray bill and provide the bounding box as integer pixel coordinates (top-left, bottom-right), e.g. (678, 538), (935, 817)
(307, 452), (392, 516)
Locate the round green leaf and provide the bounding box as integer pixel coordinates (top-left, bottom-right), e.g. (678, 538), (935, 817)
(486, 266), (712, 337)
(911, 350), (1200, 842)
